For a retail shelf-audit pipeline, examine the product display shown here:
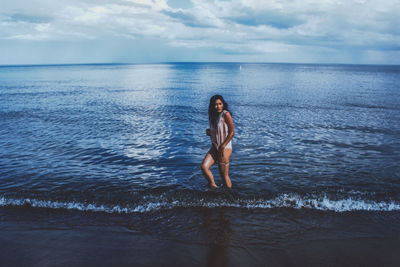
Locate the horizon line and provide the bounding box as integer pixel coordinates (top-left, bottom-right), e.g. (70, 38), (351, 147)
(1, 61), (400, 67)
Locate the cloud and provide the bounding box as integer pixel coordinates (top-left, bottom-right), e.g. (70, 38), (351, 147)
(228, 11), (303, 29)
(0, 0), (399, 64)
(7, 14), (52, 24)
(162, 10), (215, 28)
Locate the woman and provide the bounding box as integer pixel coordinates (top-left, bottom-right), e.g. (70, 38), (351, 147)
(201, 95), (234, 189)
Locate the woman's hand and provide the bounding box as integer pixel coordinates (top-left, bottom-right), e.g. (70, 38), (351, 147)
(218, 144), (226, 158)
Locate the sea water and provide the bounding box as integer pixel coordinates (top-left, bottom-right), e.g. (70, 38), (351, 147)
(1, 63), (400, 264)
(1, 63), (399, 212)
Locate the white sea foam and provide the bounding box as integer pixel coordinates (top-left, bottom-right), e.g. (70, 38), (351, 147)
(1, 194), (399, 214)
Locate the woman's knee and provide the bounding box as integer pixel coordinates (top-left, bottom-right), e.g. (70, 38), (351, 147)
(201, 163), (209, 172)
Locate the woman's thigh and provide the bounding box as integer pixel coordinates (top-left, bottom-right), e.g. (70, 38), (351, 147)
(219, 148), (232, 164)
(202, 148), (217, 169)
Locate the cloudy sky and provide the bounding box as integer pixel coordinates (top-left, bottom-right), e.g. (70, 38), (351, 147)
(1, 0), (399, 65)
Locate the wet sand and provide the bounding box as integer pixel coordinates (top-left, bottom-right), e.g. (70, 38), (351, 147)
(1, 207), (400, 266)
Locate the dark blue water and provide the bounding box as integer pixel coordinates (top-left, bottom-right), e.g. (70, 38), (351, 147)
(2, 63), (400, 266)
(1, 63), (400, 214)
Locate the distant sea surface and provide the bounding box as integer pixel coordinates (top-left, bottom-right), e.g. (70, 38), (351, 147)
(1, 63), (400, 265)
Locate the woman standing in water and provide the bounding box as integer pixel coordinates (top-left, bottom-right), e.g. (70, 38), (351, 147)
(201, 95), (234, 189)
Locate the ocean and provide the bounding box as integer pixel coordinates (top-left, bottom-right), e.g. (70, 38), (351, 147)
(1, 63), (400, 266)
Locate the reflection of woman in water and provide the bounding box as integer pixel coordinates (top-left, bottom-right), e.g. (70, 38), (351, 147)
(201, 95), (234, 189)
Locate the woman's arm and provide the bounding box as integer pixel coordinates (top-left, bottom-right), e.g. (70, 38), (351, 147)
(218, 111), (234, 153)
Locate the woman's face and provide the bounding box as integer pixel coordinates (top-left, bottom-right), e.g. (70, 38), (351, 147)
(214, 99), (224, 113)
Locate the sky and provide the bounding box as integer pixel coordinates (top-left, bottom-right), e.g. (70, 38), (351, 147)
(1, 0), (399, 65)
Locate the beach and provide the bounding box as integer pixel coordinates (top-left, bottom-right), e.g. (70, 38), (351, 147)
(1, 63), (400, 266)
(2, 206), (400, 266)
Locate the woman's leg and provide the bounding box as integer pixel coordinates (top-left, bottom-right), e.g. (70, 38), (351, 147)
(201, 148), (218, 188)
(218, 148), (232, 188)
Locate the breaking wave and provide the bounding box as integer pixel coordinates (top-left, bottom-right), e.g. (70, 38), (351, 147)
(1, 193), (400, 214)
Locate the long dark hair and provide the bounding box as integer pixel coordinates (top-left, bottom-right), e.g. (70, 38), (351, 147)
(208, 95), (231, 126)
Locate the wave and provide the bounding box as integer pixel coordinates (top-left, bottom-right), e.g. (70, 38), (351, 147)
(1, 193), (400, 214)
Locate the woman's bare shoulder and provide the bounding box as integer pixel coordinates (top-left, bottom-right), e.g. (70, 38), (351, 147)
(224, 110), (232, 117)
(223, 111), (233, 122)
